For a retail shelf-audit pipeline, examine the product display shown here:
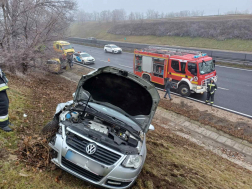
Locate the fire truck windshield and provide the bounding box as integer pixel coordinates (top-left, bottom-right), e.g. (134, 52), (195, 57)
(199, 60), (215, 75)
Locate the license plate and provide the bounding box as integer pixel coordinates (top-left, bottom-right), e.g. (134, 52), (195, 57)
(65, 150), (88, 169)
(65, 150), (104, 176)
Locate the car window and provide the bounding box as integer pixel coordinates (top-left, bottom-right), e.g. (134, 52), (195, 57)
(62, 45), (72, 50)
(171, 60), (180, 72)
(181, 62), (186, 73)
(81, 53), (91, 57)
(188, 63), (197, 76)
(111, 45), (118, 48)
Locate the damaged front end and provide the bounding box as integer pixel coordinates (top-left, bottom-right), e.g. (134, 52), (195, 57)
(46, 66), (160, 188)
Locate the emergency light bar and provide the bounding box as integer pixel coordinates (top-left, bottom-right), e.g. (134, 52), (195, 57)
(194, 53), (207, 58)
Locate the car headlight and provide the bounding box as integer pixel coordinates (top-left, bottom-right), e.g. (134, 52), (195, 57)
(197, 86), (202, 90)
(122, 155), (142, 169)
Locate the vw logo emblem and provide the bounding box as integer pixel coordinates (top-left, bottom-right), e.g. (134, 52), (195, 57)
(86, 143), (97, 155)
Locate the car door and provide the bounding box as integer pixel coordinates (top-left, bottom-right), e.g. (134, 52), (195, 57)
(74, 53), (81, 62)
(107, 46), (112, 52)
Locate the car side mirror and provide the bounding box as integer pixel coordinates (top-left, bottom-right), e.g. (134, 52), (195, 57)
(149, 124), (155, 131)
(72, 92), (75, 98)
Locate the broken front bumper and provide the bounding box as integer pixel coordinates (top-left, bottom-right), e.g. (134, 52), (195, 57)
(49, 126), (143, 189)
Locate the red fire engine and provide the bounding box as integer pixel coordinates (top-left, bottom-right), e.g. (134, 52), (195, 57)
(134, 46), (217, 96)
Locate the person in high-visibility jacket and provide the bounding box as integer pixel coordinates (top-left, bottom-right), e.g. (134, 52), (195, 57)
(205, 78), (217, 106)
(0, 68), (12, 132)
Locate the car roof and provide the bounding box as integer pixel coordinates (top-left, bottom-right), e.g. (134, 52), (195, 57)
(55, 41), (70, 45)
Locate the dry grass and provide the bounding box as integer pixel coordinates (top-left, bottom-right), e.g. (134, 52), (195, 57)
(1, 72), (252, 189)
(69, 19), (252, 52)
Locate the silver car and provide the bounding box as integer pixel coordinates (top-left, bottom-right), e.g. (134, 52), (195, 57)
(45, 66), (160, 188)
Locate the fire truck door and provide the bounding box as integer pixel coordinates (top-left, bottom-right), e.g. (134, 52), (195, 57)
(142, 56), (152, 73)
(151, 58), (166, 85)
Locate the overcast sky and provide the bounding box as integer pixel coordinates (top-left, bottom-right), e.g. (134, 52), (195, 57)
(76, 0), (252, 15)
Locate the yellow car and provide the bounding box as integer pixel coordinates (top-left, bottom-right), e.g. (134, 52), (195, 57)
(46, 58), (63, 73)
(53, 41), (75, 59)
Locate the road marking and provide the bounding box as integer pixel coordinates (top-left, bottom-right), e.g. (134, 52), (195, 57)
(157, 87), (252, 119)
(98, 59), (110, 63)
(215, 65), (252, 72)
(72, 43), (252, 71)
(72, 62), (252, 119)
(118, 64), (133, 69)
(218, 87), (229, 91)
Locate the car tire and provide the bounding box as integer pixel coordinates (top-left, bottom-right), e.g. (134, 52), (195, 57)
(178, 84), (191, 97)
(112, 50), (115, 54)
(82, 60), (85, 65)
(105, 49), (107, 53)
(41, 117), (59, 135)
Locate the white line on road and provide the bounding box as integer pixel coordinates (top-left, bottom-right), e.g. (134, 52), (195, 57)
(118, 64), (133, 69)
(73, 63), (252, 119)
(157, 87), (252, 119)
(218, 87), (229, 91)
(215, 65), (252, 72)
(73, 43), (252, 72)
(98, 59), (110, 63)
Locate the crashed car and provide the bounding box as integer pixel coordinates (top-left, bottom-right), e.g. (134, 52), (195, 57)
(43, 66), (160, 188)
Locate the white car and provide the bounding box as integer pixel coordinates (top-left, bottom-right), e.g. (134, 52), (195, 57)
(73, 52), (95, 64)
(104, 44), (122, 54)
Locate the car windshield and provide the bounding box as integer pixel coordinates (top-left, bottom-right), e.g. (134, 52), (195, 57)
(62, 45), (72, 50)
(81, 53), (91, 57)
(198, 60), (215, 75)
(111, 45), (118, 48)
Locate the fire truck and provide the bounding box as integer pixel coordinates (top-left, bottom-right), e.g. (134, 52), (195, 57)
(134, 46), (217, 96)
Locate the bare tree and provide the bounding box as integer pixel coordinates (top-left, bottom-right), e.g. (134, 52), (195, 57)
(112, 9), (126, 23)
(0, 0), (76, 73)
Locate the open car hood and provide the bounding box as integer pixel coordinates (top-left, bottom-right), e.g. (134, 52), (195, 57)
(74, 66), (160, 133)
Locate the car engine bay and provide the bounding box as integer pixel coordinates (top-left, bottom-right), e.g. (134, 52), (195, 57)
(57, 103), (143, 154)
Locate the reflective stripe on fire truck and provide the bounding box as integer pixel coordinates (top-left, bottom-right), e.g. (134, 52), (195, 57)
(167, 72), (198, 84)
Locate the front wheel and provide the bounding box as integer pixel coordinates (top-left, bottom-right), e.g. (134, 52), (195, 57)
(105, 49), (107, 53)
(82, 60), (85, 64)
(178, 84), (191, 97)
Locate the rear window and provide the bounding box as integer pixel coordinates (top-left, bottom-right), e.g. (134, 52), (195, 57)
(171, 60), (180, 72)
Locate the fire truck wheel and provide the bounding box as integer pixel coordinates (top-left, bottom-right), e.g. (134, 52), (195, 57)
(179, 84), (191, 97)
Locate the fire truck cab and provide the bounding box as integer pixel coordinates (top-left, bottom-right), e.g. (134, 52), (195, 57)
(134, 47), (217, 97)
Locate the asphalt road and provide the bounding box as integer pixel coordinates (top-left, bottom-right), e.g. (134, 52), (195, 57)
(72, 44), (252, 117)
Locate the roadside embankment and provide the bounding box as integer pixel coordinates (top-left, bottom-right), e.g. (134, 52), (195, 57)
(1, 68), (252, 189)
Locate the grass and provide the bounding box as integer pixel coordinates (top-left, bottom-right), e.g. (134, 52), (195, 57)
(1, 72), (252, 189)
(69, 22), (252, 52)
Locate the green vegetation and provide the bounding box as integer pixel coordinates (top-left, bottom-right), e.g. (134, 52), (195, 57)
(69, 22), (252, 52)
